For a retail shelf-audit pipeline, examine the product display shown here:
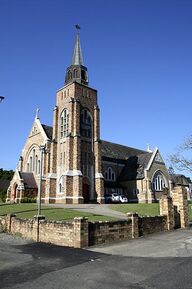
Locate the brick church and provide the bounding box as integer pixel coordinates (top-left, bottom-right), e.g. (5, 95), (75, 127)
(7, 29), (171, 204)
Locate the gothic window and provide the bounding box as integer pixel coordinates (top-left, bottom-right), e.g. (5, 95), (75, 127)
(81, 70), (86, 81)
(104, 167), (116, 182)
(59, 183), (62, 193)
(152, 172), (166, 192)
(35, 155), (38, 174)
(60, 109), (69, 138)
(29, 157), (32, 172)
(68, 71), (72, 79)
(73, 69), (78, 78)
(32, 149), (35, 171)
(38, 160), (40, 174)
(80, 109), (92, 138)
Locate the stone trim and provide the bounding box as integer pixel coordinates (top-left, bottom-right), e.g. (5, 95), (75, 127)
(95, 172), (104, 179)
(47, 173), (57, 179)
(63, 170), (82, 176)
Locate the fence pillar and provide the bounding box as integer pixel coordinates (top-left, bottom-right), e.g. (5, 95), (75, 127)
(6, 214), (16, 233)
(172, 186), (189, 228)
(73, 217), (89, 248)
(159, 195), (174, 230)
(33, 215), (45, 242)
(127, 213), (139, 239)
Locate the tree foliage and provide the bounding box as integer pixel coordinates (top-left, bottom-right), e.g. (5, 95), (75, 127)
(0, 168), (14, 180)
(169, 136), (192, 174)
(0, 168), (14, 202)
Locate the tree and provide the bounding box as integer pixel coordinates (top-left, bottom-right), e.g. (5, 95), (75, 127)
(0, 169), (14, 203)
(169, 136), (192, 174)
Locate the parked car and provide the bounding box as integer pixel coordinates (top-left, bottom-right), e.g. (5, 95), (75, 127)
(104, 194), (112, 203)
(119, 195), (128, 203)
(112, 193), (120, 203)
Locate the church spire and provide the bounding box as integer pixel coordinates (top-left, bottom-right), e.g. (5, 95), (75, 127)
(65, 25), (89, 86)
(71, 27), (84, 66)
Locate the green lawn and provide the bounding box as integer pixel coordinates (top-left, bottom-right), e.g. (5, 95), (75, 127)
(0, 203), (116, 222)
(110, 203), (192, 222)
(109, 203), (160, 217)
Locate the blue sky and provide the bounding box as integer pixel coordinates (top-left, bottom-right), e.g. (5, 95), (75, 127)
(0, 0), (192, 177)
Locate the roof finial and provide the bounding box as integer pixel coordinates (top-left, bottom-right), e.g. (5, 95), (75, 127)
(36, 107), (40, 119)
(147, 143), (152, 153)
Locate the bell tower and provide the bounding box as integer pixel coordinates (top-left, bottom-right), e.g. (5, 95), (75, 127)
(52, 26), (104, 204)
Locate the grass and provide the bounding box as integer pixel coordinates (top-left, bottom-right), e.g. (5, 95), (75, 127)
(0, 203), (116, 222)
(110, 202), (192, 222)
(109, 203), (160, 217)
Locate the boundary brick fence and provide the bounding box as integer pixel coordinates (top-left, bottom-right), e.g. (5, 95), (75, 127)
(0, 186), (189, 248)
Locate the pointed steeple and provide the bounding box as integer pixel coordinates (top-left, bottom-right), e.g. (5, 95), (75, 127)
(65, 26), (89, 86)
(71, 32), (84, 65)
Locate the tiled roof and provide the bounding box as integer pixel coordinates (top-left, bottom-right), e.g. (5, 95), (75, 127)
(19, 172), (37, 189)
(101, 140), (146, 161)
(42, 124), (53, 140)
(101, 140), (152, 181)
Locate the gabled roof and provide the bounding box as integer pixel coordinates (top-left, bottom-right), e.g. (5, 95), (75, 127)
(101, 140), (146, 161)
(119, 153), (152, 181)
(19, 172), (37, 189)
(42, 124), (53, 140)
(101, 140), (152, 181)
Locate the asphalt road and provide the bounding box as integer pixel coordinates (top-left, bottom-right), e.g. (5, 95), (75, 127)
(1, 229), (192, 289)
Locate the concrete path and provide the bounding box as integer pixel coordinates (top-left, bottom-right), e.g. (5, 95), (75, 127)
(89, 228), (192, 257)
(44, 203), (127, 219)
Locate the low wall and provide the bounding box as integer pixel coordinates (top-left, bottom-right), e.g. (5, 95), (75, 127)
(139, 216), (167, 237)
(0, 188), (189, 248)
(0, 215), (88, 248)
(0, 213), (171, 248)
(88, 220), (132, 246)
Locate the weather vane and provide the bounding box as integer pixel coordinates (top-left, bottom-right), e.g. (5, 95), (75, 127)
(0, 96), (5, 102)
(75, 24), (81, 30)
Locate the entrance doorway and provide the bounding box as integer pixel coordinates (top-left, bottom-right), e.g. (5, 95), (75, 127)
(83, 183), (90, 203)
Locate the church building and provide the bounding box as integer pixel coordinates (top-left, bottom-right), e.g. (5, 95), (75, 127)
(7, 29), (171, 204)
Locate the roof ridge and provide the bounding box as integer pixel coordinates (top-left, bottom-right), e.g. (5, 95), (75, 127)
(101, 139), (147, 154)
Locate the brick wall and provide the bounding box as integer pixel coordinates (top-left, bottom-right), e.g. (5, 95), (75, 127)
(88, 220), (132, 246)
(139, 216), (167, 236)
(0, 213), (169, 248)
(0, 188), (189, 248)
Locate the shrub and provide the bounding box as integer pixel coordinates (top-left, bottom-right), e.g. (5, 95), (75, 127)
(20, 197), (36, 203)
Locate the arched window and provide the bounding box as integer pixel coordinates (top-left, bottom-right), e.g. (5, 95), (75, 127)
(68, 71), (72, 79)
(152, 172), (166, 191)
(60, 109), (69, 138)
(29, 156), (32, 172)
(35, 155), (38, 174)
(59, 183), (62, 193)
(73, 69), (78, 78)
(80, 109), (92, 138)
(32, 149), (35, 171)
(104, 167), (116, 182)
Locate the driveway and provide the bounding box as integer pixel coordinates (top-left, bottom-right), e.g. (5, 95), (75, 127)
(45, 203), (127, 219)
(1, 229), (192, 289)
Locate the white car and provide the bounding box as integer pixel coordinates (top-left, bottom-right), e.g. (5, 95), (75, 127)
(119, 195), (128, 203)
(111, 193), (120, 202)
